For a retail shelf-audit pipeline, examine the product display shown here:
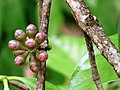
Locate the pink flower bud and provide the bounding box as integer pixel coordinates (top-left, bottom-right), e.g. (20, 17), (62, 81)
(26, 24), (36, 31)
(30, 64), (39, 72)
(26, 24), (37, 38)
(25, 39), (36, 50)
(8, 40), (23, 50)
(39, 40), (47, 49)
(14, 52), (28, 66)
(35, 32), (46, 44)
(14, 56), (24, 66)
(29, 61), (40, 73)
(29, 53), (40, 72)
(14, 29), (26, 43)
(36, 50), (48, 62)
(15, 30), (23, 36)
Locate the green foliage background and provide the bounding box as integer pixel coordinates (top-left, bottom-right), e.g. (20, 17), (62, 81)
(0, 0), (120, 90)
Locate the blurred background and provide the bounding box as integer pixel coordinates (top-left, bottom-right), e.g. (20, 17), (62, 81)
(0, 0), (120, 89)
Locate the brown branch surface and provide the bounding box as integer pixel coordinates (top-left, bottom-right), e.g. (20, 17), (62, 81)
(84, 32), (104, 90)
(9, 80), (29, 90)
(37, 0), (51, 90)
(38, 0), (43, 27)
(39, 0), (51, 35)
(66, 0), (120, 76)
(36, 62), (46, 90)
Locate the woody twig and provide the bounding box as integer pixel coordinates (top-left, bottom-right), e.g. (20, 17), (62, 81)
(84, 32), (104, 90)
(36, 0), (51, 90)
(66, 0), (120, 76)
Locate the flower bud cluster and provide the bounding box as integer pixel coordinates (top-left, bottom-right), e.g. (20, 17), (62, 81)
(8, 24), (48, 72)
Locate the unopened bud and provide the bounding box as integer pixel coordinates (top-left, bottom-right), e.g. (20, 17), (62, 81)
(36, 50), (48, 62)
(14, 52), (28, 66)
(8, 40), (25, 50)
(13, 50), (26, 56)
(29, 53), (40, 72)
(35, 32), (46, 44)
(26, 24), (37, 38)
(25, 39), (36, 50)
(39, 40), (47, 49)
(14, 56), (24, 66)
(14, 29), (26, 43)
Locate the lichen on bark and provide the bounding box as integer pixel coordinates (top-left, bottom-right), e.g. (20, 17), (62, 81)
(66, 0), (120, 76)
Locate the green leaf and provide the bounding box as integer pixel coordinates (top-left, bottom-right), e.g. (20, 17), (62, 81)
(47, 36), (87, 77)
(49, 0), (64, 36)
(2, 76), (60, 90)
(69, 34), (120, 90)
(15, 77), (36, 90)
(47, 35), (87, 89)
(46, 81), (61, 90)
(17, 77), (60, 90)
(84, 0), (119, 35)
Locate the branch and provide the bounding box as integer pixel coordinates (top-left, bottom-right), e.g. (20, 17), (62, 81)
(66, 0), (120, 76)
(0, 81), (28, 90)
(9, 80), (29, 90)
(39, 0), (51, 35)
(36, 0), (51, 90)
(84, 32), (104, 90)
(38, 0), (43, 28)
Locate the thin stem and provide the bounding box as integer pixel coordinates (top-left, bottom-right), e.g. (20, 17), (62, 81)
(39, 0), (51, 34)
(9, 81), (29, 90)
(36, 62), (46, 90)
(37, 0), (51, 90)
(84, 32), (104, 90)
(38, 0), (43, 29)
(3, 77), (9, 90)
(0, 76), (29, 90)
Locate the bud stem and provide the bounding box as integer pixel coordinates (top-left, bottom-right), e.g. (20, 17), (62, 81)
(3, 77), (10, 90)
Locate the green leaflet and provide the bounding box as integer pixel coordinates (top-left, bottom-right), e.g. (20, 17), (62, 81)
(47, 35), (86, 89)
(84, 0), (119, 35)
(0, 76), (60, 90)
(69, 34), (120, 90)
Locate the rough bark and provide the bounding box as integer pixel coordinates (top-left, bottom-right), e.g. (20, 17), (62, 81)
(36, 0), (51, 90)
(36, 62), (46, 90)
(39, 0), (51, 35)
(38, 0), (43, 28)
(84, 32), (104, 90)
(66, 0), (120, 76)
